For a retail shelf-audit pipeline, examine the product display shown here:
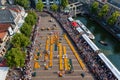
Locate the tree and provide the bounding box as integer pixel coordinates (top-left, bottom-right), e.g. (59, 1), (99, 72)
(98, 4), (109, 18)
(107, 11), (120, 25)
(11, 33), (30, 48)
(14, 0), (29, 9)
(28, 11), (37, 20)
(36, 0), (44, 12)
(20, 22), (32, 37)
(25, 14), (36, 26)
(61, 0), (68, 9)
(91, 1), (99, 14)
(51, 4), (58, 12)
(5, 48), (25, 68)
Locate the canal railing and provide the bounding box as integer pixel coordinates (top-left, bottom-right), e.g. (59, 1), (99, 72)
(98, 53), (120, 79)
(82, 34), (99, 52)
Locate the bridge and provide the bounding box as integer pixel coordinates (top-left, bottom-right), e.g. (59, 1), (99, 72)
(68, 2), (86, 17)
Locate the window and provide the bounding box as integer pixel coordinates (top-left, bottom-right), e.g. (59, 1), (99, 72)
(118, 22), (120, 26)
(50, 3), (53, 5)
(2, 49), (5, 52)
(50, 0), (53, 1)
(42, 0), (46, 2)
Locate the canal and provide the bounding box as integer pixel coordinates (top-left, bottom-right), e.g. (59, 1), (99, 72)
(76, 16), (120, 71)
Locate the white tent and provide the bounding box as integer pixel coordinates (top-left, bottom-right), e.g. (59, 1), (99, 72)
(68, 17), (74, 22)
(0, 67), (9, 80)
(82, 34), (99, 51)
(76, 27), (84, 33)
(98, 53), (120, 80)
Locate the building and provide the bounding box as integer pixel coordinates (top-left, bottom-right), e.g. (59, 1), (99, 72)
(0, 5), (27, 34)
(97, 0), (107, 2)
(108, 0), (120, 8)
(0, 24), (12, 58)
(35, 0), (61, 8)
(7, 0), (14, 5)
(7, 5), (28, 28)
(0, 0), (6, 6)
(0, 5), (27, 58)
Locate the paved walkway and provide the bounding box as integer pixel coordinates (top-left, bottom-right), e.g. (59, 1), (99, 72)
(32, 12), (94, 80)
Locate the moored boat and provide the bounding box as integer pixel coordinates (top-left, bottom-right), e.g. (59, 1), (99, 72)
(76, 20), (95, 40)
(98, 40), (108, 46)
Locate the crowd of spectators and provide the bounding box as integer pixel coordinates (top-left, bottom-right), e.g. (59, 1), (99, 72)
(47, 11), (118, 80)
(19, 16), (41, 80)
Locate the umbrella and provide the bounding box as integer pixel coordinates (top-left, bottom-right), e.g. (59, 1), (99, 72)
(71, 21), (78, 27)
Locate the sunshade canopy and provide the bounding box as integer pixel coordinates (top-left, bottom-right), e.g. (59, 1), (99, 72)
(71, 21), (78, 27)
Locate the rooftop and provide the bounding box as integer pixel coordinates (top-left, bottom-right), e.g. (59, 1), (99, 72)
(0, 23), (11, 32)
(108, 0), (120, 8)
(6, 5), (22, 13)
(0, 9), (15, 23)
(0, 31), (7, 41)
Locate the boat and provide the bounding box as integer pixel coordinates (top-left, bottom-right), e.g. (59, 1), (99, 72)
(67, 17), (95, 39)
(75, 20), (95, 40)
(98, 40), (108, 46)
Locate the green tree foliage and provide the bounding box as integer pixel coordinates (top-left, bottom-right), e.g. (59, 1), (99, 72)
(91, 1), (99, 14)
(61, 0), (68, 9)
(20, 22), (32, 37)
(36, 0), (44, 12)
(98, 4), (109, 18)
(25, 14), (36, 26)
(5, 48), (25, 68)
(51, 4), (58, 12)
(14, 0), (29, 9)
(11, 33), (30, 47)
(28, 11), (37, 20)
(107, 11), (120, 25)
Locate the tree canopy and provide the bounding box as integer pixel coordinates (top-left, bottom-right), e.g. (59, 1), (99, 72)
(91, 1), (99, 14)
(36, 0), (44, 12)
(14, 0), (29, 9)
(5, 48), (26, 68)
(61, 0), (68, 9)
(107, 11), (120, 25)
(25, 14), (36, 26)
(28, 11), (37, 20)
(51, 4), (58, 12)
(98, 4), (109, 18)
(11, 33), (30, 48)
(20, 22), (32, 37)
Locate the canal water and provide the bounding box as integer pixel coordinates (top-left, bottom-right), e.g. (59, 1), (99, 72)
(76, 16), (120, 71)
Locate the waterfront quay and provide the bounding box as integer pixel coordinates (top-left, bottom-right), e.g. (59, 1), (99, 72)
(31, 12), (94, 80)
(49, 11), (119, 79)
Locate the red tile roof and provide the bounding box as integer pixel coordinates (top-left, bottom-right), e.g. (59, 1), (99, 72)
(10, 8), (21, 13)
(0, 31), (7, 40)
(0, 23), (11, 32)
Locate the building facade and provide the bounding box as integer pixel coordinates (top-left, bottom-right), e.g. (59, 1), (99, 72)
(35, 0), (61, 8)
(0, 5), (27, 58)
(0, 0), (6, 6)
(0, 24), (11, 58)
